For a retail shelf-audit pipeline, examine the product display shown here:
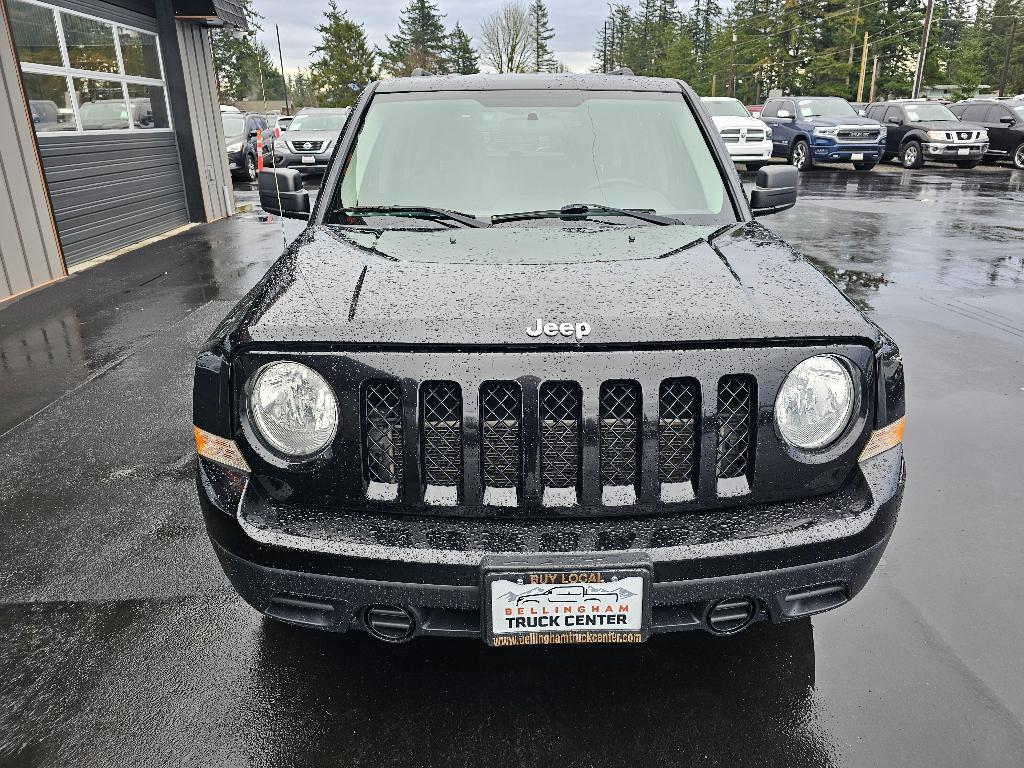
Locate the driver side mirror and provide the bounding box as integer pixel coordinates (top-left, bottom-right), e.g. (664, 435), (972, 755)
(259, 168), (310, 220)
(887, 116), (902, 125)
(1000, 115), (1016, 124)
(750, 165), (797, 217)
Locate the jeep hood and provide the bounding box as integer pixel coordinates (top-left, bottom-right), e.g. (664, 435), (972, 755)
(233, 223), (875, 348)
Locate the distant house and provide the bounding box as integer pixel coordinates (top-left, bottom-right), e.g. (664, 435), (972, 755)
(922, 84), (994, 100)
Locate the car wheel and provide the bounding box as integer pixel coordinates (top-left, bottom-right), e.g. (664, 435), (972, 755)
(852, 162), (877, 171)
(900, 141), (924, 169)
(1013, 143), (1024, 170)
(245, 154), (258, 182)
(955, 158), (981, 169)
(791, 139), (812, 171)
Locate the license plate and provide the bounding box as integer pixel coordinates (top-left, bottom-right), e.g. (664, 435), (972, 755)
(482, 556), (651, 646)
(301, 155), (315, 164)
(958, 148), (970, 156)
(851, 153), (864, 161)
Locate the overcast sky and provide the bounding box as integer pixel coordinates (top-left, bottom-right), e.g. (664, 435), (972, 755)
(250, 0), (612, 76)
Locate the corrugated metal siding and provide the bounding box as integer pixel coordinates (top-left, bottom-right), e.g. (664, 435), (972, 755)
(37, 132), (189, 265)
(0, 0), (65, 300)
(176, 22), (232, 221)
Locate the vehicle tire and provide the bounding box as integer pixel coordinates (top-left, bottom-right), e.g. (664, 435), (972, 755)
(244, 153), (258, 182)
(955, 158), (981, 169)
(1013, 143), (1024, 170)
(899, 141), (924, 169)
(790, 139), (812, 171)
(852, 162), (877, 171)
(745, 161), (767, 172)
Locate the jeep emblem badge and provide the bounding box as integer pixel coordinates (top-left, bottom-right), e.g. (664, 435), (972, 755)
(526, 318), (591, 342)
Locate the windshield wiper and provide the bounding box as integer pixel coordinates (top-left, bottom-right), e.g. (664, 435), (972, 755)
(332, 206), (487, 228)
(491, 203), (678, 226)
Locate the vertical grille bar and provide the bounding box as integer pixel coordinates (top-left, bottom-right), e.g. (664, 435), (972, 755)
(599, 382), (641, 499)
(659, 378), (699, 486)
(362, 380), (402, 500)
(540, 383), (582, 497)
(421, 383), (462, 501)
(716, 375), (755, 487)
(481, 382), (522, 502)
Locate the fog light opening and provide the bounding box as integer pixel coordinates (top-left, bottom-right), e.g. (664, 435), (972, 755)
(364, 604), (416, 642)
(706, 597), (757, 635)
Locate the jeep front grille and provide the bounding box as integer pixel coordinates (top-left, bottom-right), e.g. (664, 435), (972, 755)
(362, 380), (402, 499)
(481, 382), (522, 493)
(540, 383), (581, 489)
(422, 382), (462, 488)
(357, 373), (762, 508)
(716, 375), (755, 488)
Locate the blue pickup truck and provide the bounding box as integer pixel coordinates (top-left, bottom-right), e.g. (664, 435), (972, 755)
(760, 96), (886, 171)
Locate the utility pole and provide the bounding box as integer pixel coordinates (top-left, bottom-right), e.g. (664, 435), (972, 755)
(712, 73), (717, 96)
(999, 19), (1018, 96)
(868, 54), (879, 103)
(728, 27), (736, 97)
(856, 32), (869, 102)
(846, 0), (861, 90)
(912, 0), (935, 99)
(275, 24), (290, 115)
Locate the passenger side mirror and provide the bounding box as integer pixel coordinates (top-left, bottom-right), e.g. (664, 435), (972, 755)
(1000, 116), (1015, 124)
(259, 168), (310, 220)
(749, 165), (797, 217)
(777, 109), (793, 119)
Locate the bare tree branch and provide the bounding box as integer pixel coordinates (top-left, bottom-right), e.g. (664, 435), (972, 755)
(480, 2), (532, 73)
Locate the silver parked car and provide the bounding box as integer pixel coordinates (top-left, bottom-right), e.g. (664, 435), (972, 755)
(269, 107), (349, 174)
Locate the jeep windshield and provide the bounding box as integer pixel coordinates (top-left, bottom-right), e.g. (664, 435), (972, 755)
(798, 98), (858, 118)
(327, 89), (734, 228)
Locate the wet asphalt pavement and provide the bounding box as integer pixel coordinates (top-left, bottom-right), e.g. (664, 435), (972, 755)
(2, 164), (1024, 767)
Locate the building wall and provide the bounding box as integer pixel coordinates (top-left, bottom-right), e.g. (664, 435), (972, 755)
(0, 0), (66, 301)
(175, 22), (232, 222)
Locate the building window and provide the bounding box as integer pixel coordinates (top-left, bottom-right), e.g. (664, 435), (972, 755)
(9, 0), (172, 134)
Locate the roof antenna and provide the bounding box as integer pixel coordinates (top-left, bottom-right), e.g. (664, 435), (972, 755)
(410, 68), (433, 77)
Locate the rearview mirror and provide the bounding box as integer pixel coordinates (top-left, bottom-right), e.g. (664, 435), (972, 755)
(259, 168), (310, 220)
(749, 165), (797, 217)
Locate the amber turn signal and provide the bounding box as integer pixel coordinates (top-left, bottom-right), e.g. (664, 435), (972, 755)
(195, 426), (251, 473)
(858, 416), (905, 462)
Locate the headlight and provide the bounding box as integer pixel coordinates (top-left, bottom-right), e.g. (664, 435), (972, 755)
(248, 361), (339, 457)
(878, 126), (887, 137)
(226, 142), (243, 152)
(774, 355), (855, 450)
(927, 130), (948, 141)
(979, 130), (988, 141)
(765, 127), (773, 140)
(813, 127), (838, 137)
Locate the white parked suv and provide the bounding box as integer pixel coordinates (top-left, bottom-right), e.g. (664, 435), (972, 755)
(701, 96), (773, 170)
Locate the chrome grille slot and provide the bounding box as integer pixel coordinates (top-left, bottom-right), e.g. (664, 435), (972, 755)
(599, 381), (640, 503)
(540, 383), (581, 505)
(362, 380), (402, 500)
(481, 382), (522, 504)
(421, 382), (462, 503)
(659, 379), (698, 500)
(288, 139), (324, 152)
(716, 375), (755, 496)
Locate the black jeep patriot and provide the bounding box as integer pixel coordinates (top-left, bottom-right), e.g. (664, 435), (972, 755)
(193, 73), (906, 646)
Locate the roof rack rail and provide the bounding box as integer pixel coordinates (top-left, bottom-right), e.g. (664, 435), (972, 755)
(609, 67), (634, 76)
(410, 68), (433, 77)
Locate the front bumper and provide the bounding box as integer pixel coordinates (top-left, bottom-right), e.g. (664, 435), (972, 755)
(198, 446), (905, 640)
(811, 140), (884, 163)
(725, 140), (773, 163)
(923, 142), (988, 160)
(271, 145), (332, 173)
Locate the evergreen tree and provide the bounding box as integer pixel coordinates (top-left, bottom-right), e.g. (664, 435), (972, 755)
(447, 22), (480, 74)
(210, 0), (285, 102)
(528, 0), (556, 72)
(309, 1), (377, 108)
(380, 0), (449, 76)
